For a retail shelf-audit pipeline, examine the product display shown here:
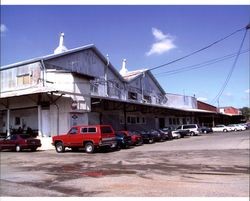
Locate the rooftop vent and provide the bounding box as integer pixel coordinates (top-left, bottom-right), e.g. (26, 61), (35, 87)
(119, 59), (128, 76)
(54, 32), (68, 54)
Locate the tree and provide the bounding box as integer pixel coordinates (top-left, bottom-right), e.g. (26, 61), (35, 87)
(240, 107), (250, 121)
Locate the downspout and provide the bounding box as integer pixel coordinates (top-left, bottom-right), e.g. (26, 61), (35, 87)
(40, 60), (46, 87)
(49, 92), (64, 136)
(105, 54), (109, 96)
(54, 103), (60, 135)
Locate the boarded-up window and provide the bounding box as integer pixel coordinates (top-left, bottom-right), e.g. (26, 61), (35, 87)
(17, 74), (30, 85)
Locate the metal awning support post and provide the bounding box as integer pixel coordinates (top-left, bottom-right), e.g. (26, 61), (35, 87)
(37, 105), (42, 137)
(6, 108), (10, 136)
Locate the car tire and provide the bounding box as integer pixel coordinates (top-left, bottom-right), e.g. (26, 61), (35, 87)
(148, 139), (154, 144)
(15, 145), (21, 152)
(85, 142), (94, 153)
(190, 132), (195, 136)
(223, 129), (227, 132)
(55, 142), (65, 153)
(204, 130), (207, 134)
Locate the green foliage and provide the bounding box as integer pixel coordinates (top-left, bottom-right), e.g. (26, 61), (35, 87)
(240, 107), (250, 120)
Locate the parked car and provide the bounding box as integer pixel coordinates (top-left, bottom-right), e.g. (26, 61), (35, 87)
(200, 126), (213, 134)
(149, 129), (167, 142)
(228, 124), (246, 131)
(0, 134), (41, 152)
(119, 131), (143, 146)
(238, 123), (250, 131)
(175, 124), (200, 136)
(115, 132), (132, 149)
(160, 126), (174, 140)
(212, 125), (232, 132)
(136, 130), (155, 144)
(52, 125), (117, 153)
(161, 127), (183, 139)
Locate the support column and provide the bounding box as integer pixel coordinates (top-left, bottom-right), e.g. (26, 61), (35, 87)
(38, 105), (42, 137)
(123, 103), (127, 131)
(6, 109), (10, 136)
(212, 116), (215, 127)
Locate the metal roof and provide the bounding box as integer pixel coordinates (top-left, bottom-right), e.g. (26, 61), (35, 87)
(0, 44), (125, 82)
(121, 69), (165, 94)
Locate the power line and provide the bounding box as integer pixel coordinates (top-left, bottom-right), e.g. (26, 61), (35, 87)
(211, 28), (249, 105)
(153, 49), (249, 77)
(148, 26), (246, 72)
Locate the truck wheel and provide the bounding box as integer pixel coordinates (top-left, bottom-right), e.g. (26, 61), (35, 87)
(190, 132), (195, 136)
(55, 142), (65, 153)
(16, 145), (21, 152)
(85, 142), (94, 153)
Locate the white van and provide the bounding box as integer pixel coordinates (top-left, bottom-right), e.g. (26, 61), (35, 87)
(176, 124), (201, 136)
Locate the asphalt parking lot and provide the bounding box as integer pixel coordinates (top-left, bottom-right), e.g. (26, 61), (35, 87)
(0, 130), (249, 197)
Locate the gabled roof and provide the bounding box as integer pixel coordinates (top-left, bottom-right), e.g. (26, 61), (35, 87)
(0, 44), (124, 82)
(122, 69), (165, 94)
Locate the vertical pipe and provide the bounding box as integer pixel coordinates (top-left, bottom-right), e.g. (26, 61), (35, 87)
(38, 105), (42, 137)
(6, 109), (10, 136)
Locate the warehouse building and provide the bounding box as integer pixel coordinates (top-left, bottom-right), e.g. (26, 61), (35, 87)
(0, 33), (233, 137)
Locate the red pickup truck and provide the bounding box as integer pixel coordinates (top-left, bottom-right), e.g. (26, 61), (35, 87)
(52, 125), (117, 153)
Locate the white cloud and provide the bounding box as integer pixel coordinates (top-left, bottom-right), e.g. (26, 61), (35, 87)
(146, 27), (176, 56)
(244, 89), (250, 93)
(224, 92), (233, 97)
(197, 97), (208, 102)
(0, 24), (7, 33)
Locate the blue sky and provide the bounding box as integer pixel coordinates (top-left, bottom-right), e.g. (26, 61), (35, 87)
(1, 5), (249, 108)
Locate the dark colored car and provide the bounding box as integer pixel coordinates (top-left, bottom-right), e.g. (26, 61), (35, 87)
(200, 127), (213, 134)
(161, 127), (189, 138)
(149, 129), (167, 142)
(161, 127), (178, 139)
(159, 128), (174, 140)
(119, 131), (143, 146)
(0, 134), (41, 152)
(136, 130), (155, 144)
(115, 132), (132, 149)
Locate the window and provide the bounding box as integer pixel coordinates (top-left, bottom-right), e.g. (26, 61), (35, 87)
(15, 117), (21, 125)
(128, 92), (137, 100)
(137, 117), (140, 124)
(169, 118), (172, 125)
(143, 95), (152, 103)
(81, 127), (96, 133)
(173, 118), (176, 125)
(81, 128), (88, 133)
(17, 74), (31, 86)
(88, 127), (96, 133)
(127, 116), (136, 124)
(176, 118), (180, 125)
(69, 127), (78, 134)
(141, 117), (146, 124)
(90, 81), (98, 94)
